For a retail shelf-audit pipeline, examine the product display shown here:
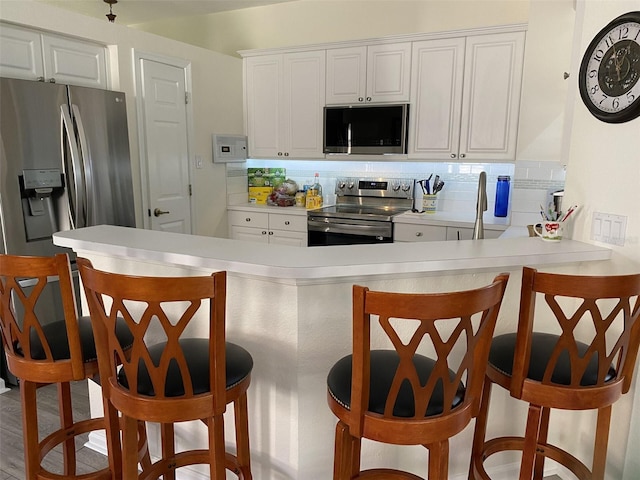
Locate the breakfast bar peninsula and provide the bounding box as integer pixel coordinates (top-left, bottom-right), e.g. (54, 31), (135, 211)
(54, 225), (610, 480)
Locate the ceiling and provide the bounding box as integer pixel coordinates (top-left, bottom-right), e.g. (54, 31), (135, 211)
(34, 0), (299, 25)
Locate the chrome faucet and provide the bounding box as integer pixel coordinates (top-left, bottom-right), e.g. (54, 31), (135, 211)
(472, 171), (487, 240)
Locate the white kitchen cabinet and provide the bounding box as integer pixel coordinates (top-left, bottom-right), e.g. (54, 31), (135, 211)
(245, 51), (325, 159)
(228, 210), (308, 247)
(409, 31), (525, 161)
(445, 227), (503, 240)
(0, 23), (107, 88)
(395, 222), (504, 242)
(325, 42), (411, 104)
(394, 223), (447, 242)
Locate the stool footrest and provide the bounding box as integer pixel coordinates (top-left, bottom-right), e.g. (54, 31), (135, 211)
(37, 417), (111, 480)
(473, 436), (592, 480)
(357, 468), (424, 479)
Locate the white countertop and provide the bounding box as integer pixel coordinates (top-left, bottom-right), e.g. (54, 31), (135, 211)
(53, 225), (611, 285)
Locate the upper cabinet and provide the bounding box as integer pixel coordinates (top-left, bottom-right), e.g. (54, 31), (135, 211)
(245, 50), (326, 159)
(0, 23), (108, 89)
(326, 42), (411, 104)
(408, 31), (525, 161)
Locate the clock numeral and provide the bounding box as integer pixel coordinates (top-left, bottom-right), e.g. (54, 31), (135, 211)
(599, 94), (609, 106)
(618, 26), (629, 40)
(612, 97), (620, 109)
(605, 35), (615, 48)
(593, 49), (605, 62)
(628, 91), (636, 103)
(589, 69), (598, 78)
(591, 84), (600, 95)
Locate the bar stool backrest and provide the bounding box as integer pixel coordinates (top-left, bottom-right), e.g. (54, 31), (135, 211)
(0, 253), (85, 380)
(512, 266), (640, 406)
(78, 258), (227, 421)
(349, 273), (509, 441)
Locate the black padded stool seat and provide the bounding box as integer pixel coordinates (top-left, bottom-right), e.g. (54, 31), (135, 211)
(489, 332), (616, 386)
(119, 338), (253, 397)
(327, 350), (465, 417)
(27, 316), (134, 363)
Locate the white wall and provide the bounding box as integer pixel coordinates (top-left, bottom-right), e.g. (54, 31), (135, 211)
(564, 2), (640, 478)
(0, 0), (244, 238)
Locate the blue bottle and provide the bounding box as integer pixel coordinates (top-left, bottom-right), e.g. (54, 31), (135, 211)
(494, 176), (510, 217)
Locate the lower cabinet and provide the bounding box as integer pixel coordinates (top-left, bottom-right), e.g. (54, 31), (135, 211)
(228, 210), (308, 247)
(394, 223), (503, 242)
(394, 224), (447, 242)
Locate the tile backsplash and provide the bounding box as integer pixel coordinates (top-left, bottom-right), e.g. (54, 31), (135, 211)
(226, 159), (565, 226)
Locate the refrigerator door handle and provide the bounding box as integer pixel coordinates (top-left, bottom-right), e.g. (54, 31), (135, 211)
(60, 104), (86, 229)
(71, 104), (92, 227)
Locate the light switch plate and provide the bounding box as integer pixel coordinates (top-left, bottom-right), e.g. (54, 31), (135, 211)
(591, 212), (627, 246)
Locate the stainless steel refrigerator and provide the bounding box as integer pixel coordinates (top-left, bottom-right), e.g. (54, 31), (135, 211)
(0, 77), (136, 384)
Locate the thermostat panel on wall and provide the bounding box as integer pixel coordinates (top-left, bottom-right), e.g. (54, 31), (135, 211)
(212, 134), (247, 163)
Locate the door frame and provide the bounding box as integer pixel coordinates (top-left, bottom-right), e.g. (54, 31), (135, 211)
(133, 50), (195, 232)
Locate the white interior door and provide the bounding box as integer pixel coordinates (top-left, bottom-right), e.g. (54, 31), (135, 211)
(139, 57), (192, 233)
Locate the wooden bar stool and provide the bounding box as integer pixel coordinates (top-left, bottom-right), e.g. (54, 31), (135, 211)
(0, 253), (148, 480)
(77, 258), (253, 480)
(470, 267), (640, 480)
(326, 273), (510, 479)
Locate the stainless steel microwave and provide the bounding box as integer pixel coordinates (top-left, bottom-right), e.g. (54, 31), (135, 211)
(323, 104), (409, 155)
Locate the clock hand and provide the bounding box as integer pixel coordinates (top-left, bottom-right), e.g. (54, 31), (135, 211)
(612, 42), (622, 81)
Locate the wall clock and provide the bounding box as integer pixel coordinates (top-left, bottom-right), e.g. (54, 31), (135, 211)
(578, 11), (640, 123)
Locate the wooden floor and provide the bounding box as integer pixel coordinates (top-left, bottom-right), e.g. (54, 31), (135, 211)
(0, 380), (108, 479)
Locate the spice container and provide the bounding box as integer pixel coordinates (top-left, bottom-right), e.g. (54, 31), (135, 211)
(295, 190), (306, 207)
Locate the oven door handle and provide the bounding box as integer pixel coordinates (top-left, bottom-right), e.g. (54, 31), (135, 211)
(307, 220), (391, 237)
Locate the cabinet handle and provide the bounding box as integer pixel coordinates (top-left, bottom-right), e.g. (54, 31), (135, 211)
(366, 97), (372, 102)
(416, 232), (423, 237)
(460, 153), (466, 158)
(262, 231), (267, 235)
(358, 97), (364, 102)
(245, 218), (251, 222)
(284, 152), (289, 156)
(278, 152), (283, 156)
(268, 231), (274, 235)
(450, 153), (457, 158)
(285, 221), (290, 225)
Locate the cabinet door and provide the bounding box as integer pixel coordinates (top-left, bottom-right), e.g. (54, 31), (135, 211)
(269, 230), (307, 247)
(230, 225), (269, 243)
(459, 32), (525, 161)
(245, 54), (282, 158)
(408, 38), (465, 159)
(269, 213), (307, 233)
(326, 46), (366, 104)
(42, 34), (107, 88)
(283, 51), (325, 158)
(366, 43), (412, 103)
(0, 24), (44, 80)
(394, 223), (447, 242)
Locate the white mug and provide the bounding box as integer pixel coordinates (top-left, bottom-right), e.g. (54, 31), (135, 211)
(535, 221), (563, 241)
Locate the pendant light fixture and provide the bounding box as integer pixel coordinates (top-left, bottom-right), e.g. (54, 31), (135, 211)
(104, 0), (117, 23)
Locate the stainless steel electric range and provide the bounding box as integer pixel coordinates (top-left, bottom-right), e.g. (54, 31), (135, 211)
(307, 177), (414, 246)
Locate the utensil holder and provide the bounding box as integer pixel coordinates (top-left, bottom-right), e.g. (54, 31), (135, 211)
(423, 194), (437, 214)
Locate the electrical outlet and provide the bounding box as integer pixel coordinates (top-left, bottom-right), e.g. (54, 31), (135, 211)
(591, 212), (627, 246)
(195, 155), (203, 169)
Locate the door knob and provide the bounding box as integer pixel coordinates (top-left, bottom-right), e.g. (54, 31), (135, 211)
(154, 208), (170, 217)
